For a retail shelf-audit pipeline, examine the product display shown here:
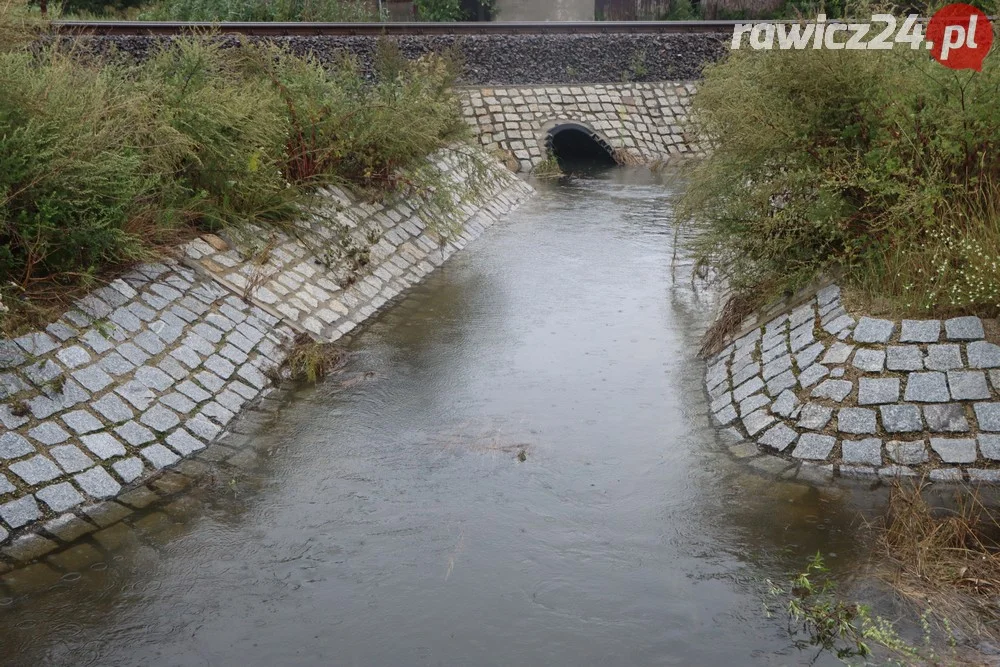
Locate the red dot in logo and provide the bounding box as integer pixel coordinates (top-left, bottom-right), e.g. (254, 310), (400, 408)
(927, 3), (993, 70)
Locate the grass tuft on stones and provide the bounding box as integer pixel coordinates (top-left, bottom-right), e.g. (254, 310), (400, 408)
(283, 334), (347, 384)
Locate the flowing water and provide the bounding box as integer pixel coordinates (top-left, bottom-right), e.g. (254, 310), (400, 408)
(0, 167), (888, 666)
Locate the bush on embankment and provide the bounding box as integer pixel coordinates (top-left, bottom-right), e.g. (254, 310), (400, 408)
(0, 12), (467, 332)
(680, 41), (1000, 318)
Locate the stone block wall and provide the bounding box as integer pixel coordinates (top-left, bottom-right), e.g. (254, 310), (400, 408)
(460, 82), (702, 172)
(0, 147), (532, 558)
(0, 267), (292, 547)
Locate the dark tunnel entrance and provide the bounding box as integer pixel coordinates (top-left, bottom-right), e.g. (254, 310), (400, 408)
(546, 124), (617, 171)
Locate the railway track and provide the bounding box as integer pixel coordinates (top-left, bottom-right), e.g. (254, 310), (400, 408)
(52, 20), (739, 36)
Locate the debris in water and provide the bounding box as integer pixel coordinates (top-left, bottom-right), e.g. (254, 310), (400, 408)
(517, 449), (527, 462)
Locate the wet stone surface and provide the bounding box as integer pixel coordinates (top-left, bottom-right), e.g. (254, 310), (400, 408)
(706, 286), (1000, 482)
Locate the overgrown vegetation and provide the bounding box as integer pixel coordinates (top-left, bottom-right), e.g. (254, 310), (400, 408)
(43, 0), (498, 21)
(596, 0), (996, 21)
(764, 480), (1000, 663)
(413, 0), (462, 20)
(0, 9), (468, 333)
(413, 0), (496, 21)
(681, 23), (1000, 318)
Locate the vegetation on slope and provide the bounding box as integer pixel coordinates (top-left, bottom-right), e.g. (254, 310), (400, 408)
(766, 480), (1000, 663)
(597, 0), (998, 21)
(0, 7), (468, 333)
(680, 39), (1000, 318)
(33, 0), (497, 22)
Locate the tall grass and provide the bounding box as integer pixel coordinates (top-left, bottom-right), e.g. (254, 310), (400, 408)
(680, 41), (1000, 317)
(0, 12), (467, 332)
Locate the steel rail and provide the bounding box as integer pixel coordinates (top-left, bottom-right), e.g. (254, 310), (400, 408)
(52, 20), (740, 36)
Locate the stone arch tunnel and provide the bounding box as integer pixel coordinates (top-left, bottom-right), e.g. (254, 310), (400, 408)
(546, 123), (618, 168)
(461, 82), (702, 173)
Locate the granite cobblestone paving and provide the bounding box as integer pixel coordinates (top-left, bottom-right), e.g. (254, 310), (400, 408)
(0, 147), (532, 559)
(706, 284), (1000, 482)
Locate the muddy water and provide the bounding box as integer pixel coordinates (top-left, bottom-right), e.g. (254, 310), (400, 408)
(0, 168), (883, 666)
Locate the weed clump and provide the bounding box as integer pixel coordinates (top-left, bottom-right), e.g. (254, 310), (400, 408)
(766, 551), (959, 664)
(532, 156), (563, 179)
(284, 333), (346, 383)
(874, 479), (1000, 637)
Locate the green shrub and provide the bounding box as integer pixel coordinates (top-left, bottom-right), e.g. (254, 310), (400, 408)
(680, 43), (1000, 316)
(136, 39), (295, 226)
(239, 40), (466, 189)
(0, 26), (468, 330)
(0, 50), (159, 286)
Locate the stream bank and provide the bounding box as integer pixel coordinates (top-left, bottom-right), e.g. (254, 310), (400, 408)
(0, 148), (532, 567)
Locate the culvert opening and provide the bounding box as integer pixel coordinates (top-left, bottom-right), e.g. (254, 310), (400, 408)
(546, 124), (617, 171)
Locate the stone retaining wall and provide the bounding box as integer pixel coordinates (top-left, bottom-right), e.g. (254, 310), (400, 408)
(705, 285), (1000, 483)
(461, 82), (702, 172)
(0, 147), (532, 563)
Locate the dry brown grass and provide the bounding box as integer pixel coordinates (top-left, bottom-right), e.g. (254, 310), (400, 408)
(283, 332), (347, 383)
(872, 479), (1000, 641)
(612, 148), (644, 166)
(698, 291), (763, 358)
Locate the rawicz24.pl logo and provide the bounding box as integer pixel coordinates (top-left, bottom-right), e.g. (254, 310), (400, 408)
(730, 3), (994, 70)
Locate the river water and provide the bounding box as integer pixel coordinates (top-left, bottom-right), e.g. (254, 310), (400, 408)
(0, 168), (884, 666)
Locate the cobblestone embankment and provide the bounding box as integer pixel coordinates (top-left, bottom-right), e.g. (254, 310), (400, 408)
(0, 148), (532, 569)
(706, 285), (1000, 483)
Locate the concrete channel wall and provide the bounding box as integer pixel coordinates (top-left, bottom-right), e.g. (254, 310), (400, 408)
(460, 82), (703, 172)
(0, 147), (533, 571)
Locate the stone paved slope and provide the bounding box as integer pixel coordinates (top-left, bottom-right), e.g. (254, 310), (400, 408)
(706, 285), (1000, 483)
(0, 266), (292, 544)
